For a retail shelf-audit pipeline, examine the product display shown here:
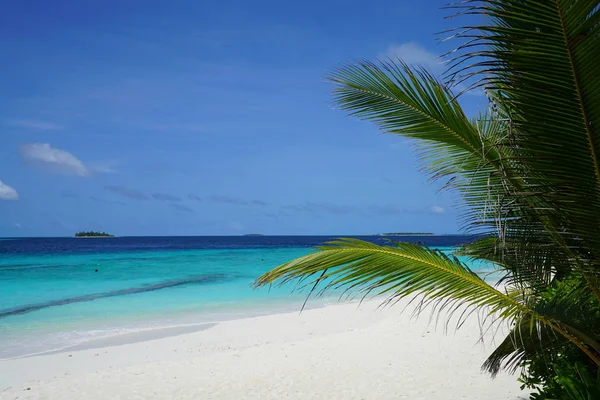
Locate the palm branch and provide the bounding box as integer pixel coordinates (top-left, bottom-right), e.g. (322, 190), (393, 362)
(448, 0), (600, 275)
(255, 239), (600, 367)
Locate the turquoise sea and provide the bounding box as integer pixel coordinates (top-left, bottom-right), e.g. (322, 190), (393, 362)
(0, 235), (498, 359)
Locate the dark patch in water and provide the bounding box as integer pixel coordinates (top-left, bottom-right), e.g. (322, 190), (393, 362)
(0, 274), (230, 319)
(0, 263), (89, 273)
(0, 263), (39, 268)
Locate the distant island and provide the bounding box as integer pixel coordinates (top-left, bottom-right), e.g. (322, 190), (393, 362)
(374, 232), (435, 236)
(75, 231), (115, 238)
(243, 234), (265, 236)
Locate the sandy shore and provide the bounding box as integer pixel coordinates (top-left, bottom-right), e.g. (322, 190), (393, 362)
(0, 300), (527, 399)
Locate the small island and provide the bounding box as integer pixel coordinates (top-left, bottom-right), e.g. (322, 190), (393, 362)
(75, 231), (115, 238)
(243, 234), (265, 236)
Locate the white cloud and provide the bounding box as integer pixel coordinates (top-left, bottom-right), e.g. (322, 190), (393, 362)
(20, 143), (90, 177)
(7, 119), (62, 130)
(430, 205), (445, 214)
(0, 180), (19, 200)
(383, 42), (443, 72)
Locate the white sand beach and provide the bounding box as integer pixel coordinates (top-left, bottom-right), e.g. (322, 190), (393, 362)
(0, 300), (527, 400)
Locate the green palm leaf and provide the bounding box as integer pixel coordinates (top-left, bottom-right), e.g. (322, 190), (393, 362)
(484, 279), (600, 375)
(458, 236), (571, 288)
(257, 239), (506, 312)
(449, 0), (600, 260)
(329, 61), (505, 180)
(255, 238), (600, 366)
(329, 62), (526, 238)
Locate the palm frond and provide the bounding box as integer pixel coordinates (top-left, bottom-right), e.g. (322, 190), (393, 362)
(328, 62), (525, 238)
(483, 280), (600, 375)
(254, 238), (600, 365)
(256, 239), (509, 314)
(330, 61), (478, 151)
(447, 0), (600, 264)
(328, 61), (505, 181)
(483, 316), (562, 377)
(458, 236), (571, 288)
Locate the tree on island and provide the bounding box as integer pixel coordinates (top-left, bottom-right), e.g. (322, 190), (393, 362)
(75, 231), (113, 237)
(255, 1), (600, 398)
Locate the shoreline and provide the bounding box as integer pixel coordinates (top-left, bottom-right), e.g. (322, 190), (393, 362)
(1, 277), (505, 360)
(0, 294), (334, 360)
(10, 323), (219, 360)
(0, 299), (527, 399)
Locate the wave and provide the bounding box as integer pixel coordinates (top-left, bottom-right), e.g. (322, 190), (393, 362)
(0, 273), (232, 319)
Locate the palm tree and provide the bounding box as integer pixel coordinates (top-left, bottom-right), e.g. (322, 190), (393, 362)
(255, 0), (600, 396)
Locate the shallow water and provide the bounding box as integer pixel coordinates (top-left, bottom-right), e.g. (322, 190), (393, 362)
(0, 235), (497, 358)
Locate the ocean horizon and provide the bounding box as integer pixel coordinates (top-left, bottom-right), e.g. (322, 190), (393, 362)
(0, 235), (498, 359)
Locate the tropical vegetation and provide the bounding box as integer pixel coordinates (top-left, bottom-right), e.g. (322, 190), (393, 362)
(255, 0), (600, 397)
(74, 231), (114, 237)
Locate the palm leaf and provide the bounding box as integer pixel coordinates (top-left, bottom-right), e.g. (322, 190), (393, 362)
(254, 238), (600, 365)
(447, 0), (600, 265)
(257, 239), (508, 313)
(484, 279), (600, 375)
(483, 316), (563, 377)
(329, 61), (505, 180)
(329, 62), (523, 236)
(458, 236), (571, 288)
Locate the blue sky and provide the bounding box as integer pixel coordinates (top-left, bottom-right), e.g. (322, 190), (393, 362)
(0, 0), (486, 236)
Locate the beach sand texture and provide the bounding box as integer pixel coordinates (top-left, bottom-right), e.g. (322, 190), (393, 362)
(0, 300), (527, 399)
